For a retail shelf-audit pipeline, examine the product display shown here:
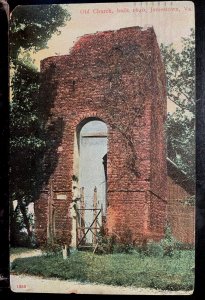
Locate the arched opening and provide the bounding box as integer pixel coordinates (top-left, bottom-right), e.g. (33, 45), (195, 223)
(73, 118), (108, 246)
(80, 120), (108, 207)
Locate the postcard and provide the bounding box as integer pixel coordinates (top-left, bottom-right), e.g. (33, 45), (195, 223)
(9, 1), (195, 295)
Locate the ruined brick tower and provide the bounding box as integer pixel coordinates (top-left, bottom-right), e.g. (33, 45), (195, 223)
(35, 26), (167, 247)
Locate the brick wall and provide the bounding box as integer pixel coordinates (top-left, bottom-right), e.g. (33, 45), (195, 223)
(35, 26), (167, 246)
(167, 176), (195, 244)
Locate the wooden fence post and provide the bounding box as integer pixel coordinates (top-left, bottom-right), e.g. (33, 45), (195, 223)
(93, 187), (97, 245)
(80, 187), (85, 243)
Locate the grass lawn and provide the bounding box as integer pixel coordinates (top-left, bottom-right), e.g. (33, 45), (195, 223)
(11, 249), (194, 291)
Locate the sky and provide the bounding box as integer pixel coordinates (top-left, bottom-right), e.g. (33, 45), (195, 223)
(31, 1), (194, 113)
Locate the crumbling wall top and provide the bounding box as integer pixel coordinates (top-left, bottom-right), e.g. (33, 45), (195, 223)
(40, 26), (156, 71)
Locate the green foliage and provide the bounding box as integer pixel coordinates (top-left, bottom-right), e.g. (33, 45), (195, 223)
(161, 28), (195, 181)
(113, 228), (134, 254)
(136, 226), (193, 258)
(183, 195), (195, 206)
(166, 110), (195, 180)
(96, 227), (116, 254)
(41, 239), (65, 257)
(41, 243), (61, 257)
(161, 28), (195, 114)
(96, 227), (134, 254)
(11, 252), (88, 281)
(10, 5), (70, 62)
(160, 239), (176, 257)
(11, 249), (195, 291)
(142, 242), (164, 258)
(10, 59), (43, 204)
(10, 231), (30, 248)
(10, 5), (70, 246)
(40, 236), (71, 257)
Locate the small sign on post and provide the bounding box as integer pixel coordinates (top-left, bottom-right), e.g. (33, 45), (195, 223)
(62, 244), (68, 259)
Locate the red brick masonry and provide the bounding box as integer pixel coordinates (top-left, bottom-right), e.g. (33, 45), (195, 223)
(35, 26), (167, 246)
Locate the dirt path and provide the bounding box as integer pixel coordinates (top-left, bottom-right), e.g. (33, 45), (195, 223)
(10, 249), (42, 262)
(10, 250), (193, 295)
(10, 274), (193, 295)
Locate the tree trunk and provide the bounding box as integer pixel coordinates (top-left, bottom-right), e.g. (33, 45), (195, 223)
(18, 199), (33, 240)
(9, 201), (19, 246)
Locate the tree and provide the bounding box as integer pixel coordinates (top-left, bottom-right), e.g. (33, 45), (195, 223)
(10, 5), (70, 246)
(161, 28), (195, 115)
(10, 5), (70, 63)
(161, 28), (195, 180)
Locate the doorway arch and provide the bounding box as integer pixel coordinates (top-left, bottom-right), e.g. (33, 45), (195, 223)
(73, 118), (108, 246)
(79, 119), (108, 214)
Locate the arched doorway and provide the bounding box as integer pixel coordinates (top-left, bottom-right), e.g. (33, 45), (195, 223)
(75, 119), (108, 246)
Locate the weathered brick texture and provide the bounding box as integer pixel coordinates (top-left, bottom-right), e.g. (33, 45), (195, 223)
(167, 176), (195, 244)
(35, 26), (167, 246)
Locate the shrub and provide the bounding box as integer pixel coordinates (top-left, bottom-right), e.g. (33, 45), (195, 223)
(95, 227), (116, 254)
(114, 228), (134, 254)
(160, 226), (177, 257)
(144, 242), (164, 257)
(96, 227), (135, 254)
(134, 226), (191, 258)
(175, 241), (194, 250)
(41, 238), (69, 257)
(113, 243), (133, 254)
(12, 231), (36, 248)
